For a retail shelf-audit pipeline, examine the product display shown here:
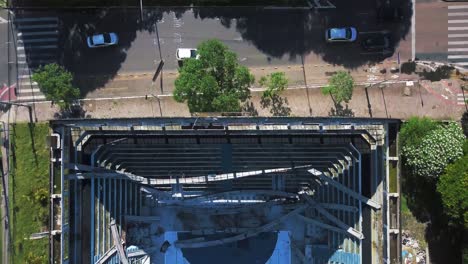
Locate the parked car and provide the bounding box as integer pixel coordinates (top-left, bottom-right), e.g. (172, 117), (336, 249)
(87, 33), (118, 48)
(325, 27), (358, 42)
(176, 48), (199, 60)
(377, 6), (403, 22)
(361, 34), (391, 52)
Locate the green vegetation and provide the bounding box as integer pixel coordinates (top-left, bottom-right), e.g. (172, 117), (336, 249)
(400, 117), (467, 263)
(388, 162), (397, 193)
(9, 123), (50, 263)
(321, 71), (355, 105)
(32, 63), (80, 111)
(401, 120), (464, 178)
(401, 195), (427, 248)
(174, 39), (254, 113)
(259, 72), (291, 116)
(437, 143), (468, 229)
(462, 110), (468, 137)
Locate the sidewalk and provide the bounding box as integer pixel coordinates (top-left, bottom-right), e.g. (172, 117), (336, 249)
(81, 59), (417, 99)
(3, 79), (466, 123)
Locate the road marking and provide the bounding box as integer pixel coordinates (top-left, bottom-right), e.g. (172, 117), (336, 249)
(453, 62), (468, 65)
(18, 38), (57, 43)
(17, 45), (58, 49)
(448, 41), (468, 45)
(448, 5), (468, 9)
(448, 33), (468, 37)
(448, 26), (468, 30)
(448, 55), (468, 59)
(17, 31), (58, 37)
(17, 88), (41, 93)
(448, 12), (468, 16)
(16, 24), (57, 30)
(448, 19), (468, 23)
(448, 48), (468, 51)
(0, 17), (7, 24)
(15, 17), (57, 22)
(16, 94), (46, 101)
(19, 81), (38, 86)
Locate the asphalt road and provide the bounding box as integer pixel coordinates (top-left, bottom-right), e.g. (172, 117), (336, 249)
(9, 0), (414, 96)
(54, 2), (412, 75)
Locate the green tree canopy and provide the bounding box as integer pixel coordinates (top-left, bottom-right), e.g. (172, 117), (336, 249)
(437, 148), (468, 228)
(402, 121), (465, 178)
(32, 63), (80, 110)
(399, 117), (439, 149)
(321, 71), (354, 105)
(174, 39), (254, 113)
(259, 72), (291, 116)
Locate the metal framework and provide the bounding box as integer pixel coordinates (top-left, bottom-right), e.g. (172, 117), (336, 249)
(49, 117), (400, 264)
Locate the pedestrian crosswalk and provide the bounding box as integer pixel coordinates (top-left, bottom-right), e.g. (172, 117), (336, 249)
(14, 15), (59, 102)
(458, 93), (467, 105)
(447, 5), (468, 69)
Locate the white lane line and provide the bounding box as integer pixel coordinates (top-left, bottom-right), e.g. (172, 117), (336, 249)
(18, 38), (57, 44)
(448, 48), (468, 51)
(18, 45), (58, 49)
(15, 17), (57, 22)
(452, 62), (468, 65)
(0, 17), (7, 24)
(448, 12), (468, 16)
(17, 46), (24, 50)
(16, 24), (57, 30)
(448, 41), (468, 45)
(448, 33), (468, 37)
(16, 95), (46, 101)
(17, 88), (41, 94)
(448, 26), (468, 30)
(449, 19), (468, 23)
(448, 5), (468, 9)
(17, 31), (58, 37)
(448, 55), (468, 59)
(19, 81), (38, 86)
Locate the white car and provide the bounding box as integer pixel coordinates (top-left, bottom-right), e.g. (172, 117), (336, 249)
(176, 48), (199, 60)
(325, 27), (358, 42)
(87, 33), (118, 48)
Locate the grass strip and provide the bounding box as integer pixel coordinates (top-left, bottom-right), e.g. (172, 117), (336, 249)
(9, 123), (50, 263)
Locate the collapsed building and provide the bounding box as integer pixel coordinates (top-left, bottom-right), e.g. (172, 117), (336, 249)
(49, 117), (401, 264)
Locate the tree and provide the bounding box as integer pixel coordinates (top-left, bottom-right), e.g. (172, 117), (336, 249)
(402, 121), (465, 178)
(399, 117), (439, 149)
(174, 39), (254, 113)
(32, 63), (80, 111)
(462, 110), (468, 137)
(437, 150), (468, 228)
(259, 72), (291, 116)
(321, 71), (354, 105)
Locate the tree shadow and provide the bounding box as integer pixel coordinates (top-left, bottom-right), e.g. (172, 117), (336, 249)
(328, 103), (354, 117)
(27, 122), (38, 166)
(53, 102), (91, 119)
(15, 1), (412, 98)
(241, 101), (258, 116)
(260, 95), (291, 116)
(192, 0), (412, 68)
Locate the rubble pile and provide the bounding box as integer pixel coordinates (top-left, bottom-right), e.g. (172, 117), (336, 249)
(402, 231), (426, 264)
